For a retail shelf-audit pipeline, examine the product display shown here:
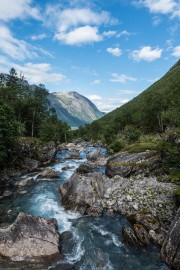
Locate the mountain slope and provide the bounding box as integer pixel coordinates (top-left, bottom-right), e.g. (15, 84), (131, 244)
(49, 91), (105, 127)
(80, 59), (180, 139)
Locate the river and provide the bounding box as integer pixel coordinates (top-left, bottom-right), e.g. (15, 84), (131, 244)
(0, 146), (170, 270)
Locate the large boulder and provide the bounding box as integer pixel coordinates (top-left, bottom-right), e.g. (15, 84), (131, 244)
(161, 208), (180, 270)
(38, 141), (57, 164)
(60, 172), (104, 216)
(106, 150), (161, 178)
(0, 213), (62, 263)
(87, 149), (103, 161)
(37, 169), (59, 180)
(76, 163), (93, 174)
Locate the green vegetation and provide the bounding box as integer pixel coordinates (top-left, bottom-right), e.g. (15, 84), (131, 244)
(0, 68), (70, 168)
(72, 61), (180, 178)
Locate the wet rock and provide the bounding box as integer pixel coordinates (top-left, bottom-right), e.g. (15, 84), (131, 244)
(37, 169), (59, 180)
(0, 213), (62, 263)
(161, 208), (180, 270)
(105, 151), (161, 178)
(18, 190), (28, 195)
(87, 149), (103, 161)
(62, 166), (73, 171)
(48, 218), (58, 230)
(122, 226), (140, 246)
(65, 153), (82, 160)
(76, 163), (92, 174)
(60, 172), (104, 216)
(16, 178), (34, 187)
(3, 190), (13, 197)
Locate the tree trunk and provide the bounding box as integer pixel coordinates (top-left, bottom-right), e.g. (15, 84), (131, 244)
(32, 108), (36, 137)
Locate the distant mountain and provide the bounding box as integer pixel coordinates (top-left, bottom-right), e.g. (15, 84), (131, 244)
(49, 91), (105, 127)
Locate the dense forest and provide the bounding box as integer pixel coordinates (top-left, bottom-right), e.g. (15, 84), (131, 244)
(0, 68), (69, 167)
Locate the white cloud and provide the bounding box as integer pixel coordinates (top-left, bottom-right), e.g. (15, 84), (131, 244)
(117, 30), (131, 37)
(54, 8), (114, 32)
(107, 47), (122, 57)
(46, 6), (117, 45)
(148, 77), (160, 82)
(172, 46), (180, 57)
(117, 90), (137, 95)
(130, 46), (163, 62)
(0, 57), (66, 85)
(152, 16), (162, 25)
(92, 96), (130, 112)
(31, 34), (47, 40)
(103, 30), (117, 37)
(14, 63), (66, 84)
(86, 95), (102, 101)
(92, 80), (101, 85)
(110, 73), (137, 83)
(135, 0), (180, 18)
(55, 25), (102, 45)
(0, 0), (41, 21)
(0, 24), (37, 60)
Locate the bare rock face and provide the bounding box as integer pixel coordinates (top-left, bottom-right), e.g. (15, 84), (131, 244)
(0, 213), (62, 263)
(106, 151), (161, 178)
(161, 208), (180, 270)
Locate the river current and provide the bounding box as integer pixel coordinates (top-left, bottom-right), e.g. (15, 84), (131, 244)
(0, 146), (170, 270)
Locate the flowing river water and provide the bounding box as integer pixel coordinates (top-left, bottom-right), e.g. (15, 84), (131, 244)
(0, 146), (170, 270)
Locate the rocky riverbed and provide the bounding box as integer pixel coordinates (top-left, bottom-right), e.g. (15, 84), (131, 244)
(59, 145), (180, 270)
(0, 141), (179, 269)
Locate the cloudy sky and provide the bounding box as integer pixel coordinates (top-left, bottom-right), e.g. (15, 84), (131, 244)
(0, 0), (179, 112)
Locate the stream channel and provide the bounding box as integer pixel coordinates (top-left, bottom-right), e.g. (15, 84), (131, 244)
(0, 146), (170, 270)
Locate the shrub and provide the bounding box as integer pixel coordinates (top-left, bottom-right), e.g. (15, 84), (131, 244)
(109, 140), (124, 153)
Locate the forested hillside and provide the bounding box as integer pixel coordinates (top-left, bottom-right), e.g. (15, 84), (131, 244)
(0, 68), (69, 167)
(75, 60), (180, 142)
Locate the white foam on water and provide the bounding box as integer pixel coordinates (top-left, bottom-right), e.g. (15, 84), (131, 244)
(30, 193), (81, 232)
(91, 225), (122, 247)
(65, 228), (85, 264)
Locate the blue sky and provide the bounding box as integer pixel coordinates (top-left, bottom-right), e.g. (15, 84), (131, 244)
(0, 0), (180, 112)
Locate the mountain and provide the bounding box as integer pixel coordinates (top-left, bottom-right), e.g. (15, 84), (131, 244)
(49, 91), (105, 127)
(80, 59), (180, 139)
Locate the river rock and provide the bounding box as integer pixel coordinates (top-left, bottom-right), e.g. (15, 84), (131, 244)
(3, 190), (13, 197)
(23, 158), (39, 171)
(127, 213), (164, 246)
(38, 141), (57, 164)
(76, 163), (92, 174)
(122, 226), (140, 246)
(37, 169), (59, 179)
(65, 153), (82, 160)
(106, 150), (161, 178)
(60, 172), (104, 216)
(161, 208), (180, 270)
(87, 149), (103, 161)
(16, 178), (34, 187)
(0, 212), (62, 263)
